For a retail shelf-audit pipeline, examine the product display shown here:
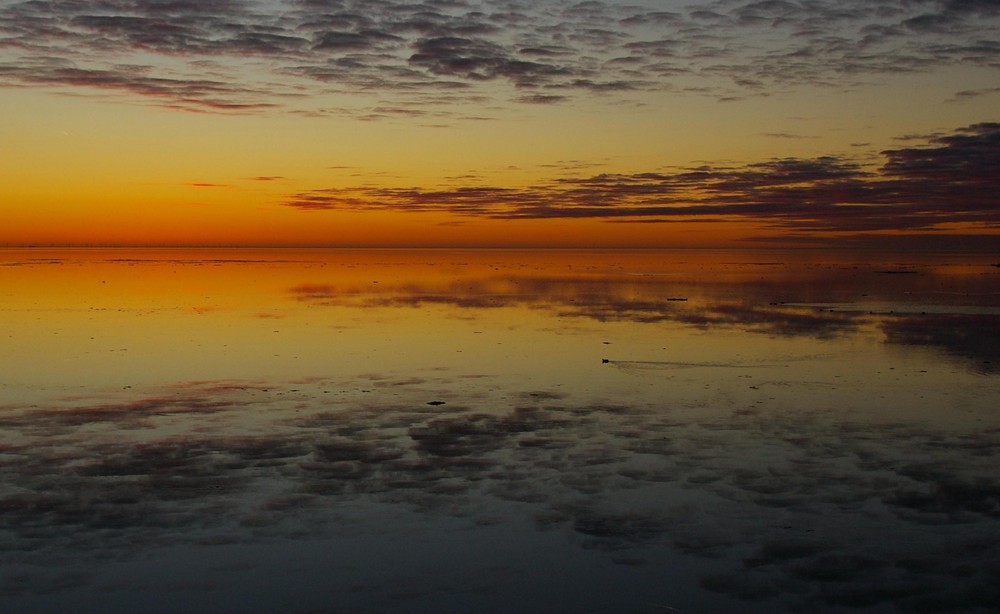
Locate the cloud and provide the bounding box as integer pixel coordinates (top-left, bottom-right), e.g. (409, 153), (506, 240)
(280, 122), (1000, 237)
(761, 132), (815, 139)
(939, 0), (1000, 17)
(408, 36), (574, 86)
(1, 0), (999, 115)
(949, 86), (1000, 101)
(513, 93), (569, 104)
(0, 58), (280, 112)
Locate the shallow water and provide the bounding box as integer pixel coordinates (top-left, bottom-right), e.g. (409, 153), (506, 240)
(2, 248), (999, 612)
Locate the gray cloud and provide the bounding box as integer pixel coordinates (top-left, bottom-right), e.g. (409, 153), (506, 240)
(0, 0), (998, 114)
(0, 58), (279, 111)
(949, 86), (1000, 101)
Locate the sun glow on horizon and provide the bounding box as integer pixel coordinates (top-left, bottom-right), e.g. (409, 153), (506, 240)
(1, 0), (998, 250)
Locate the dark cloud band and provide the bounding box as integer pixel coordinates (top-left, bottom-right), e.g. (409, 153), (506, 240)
(281, 122), (1000, 236)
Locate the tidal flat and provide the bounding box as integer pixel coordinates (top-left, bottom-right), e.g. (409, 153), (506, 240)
(2, 248), (999, 613)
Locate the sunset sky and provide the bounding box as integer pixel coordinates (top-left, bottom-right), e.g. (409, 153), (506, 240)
(2, 0), (999, 248)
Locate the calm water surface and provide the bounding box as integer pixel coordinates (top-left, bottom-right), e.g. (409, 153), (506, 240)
(2, 249), (999, 612)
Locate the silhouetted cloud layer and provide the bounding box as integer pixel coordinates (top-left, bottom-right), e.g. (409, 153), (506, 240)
(282, 123), (1000, 235)
(1, 0), (999, 114)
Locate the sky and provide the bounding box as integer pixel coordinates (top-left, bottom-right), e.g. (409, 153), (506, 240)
(1, 0), (999, 249)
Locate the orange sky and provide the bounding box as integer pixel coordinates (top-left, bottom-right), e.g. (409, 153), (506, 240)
(1, 0), (998, 249)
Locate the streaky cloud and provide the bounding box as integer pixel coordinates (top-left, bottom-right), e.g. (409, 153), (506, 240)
(280, 122), (1000, 237)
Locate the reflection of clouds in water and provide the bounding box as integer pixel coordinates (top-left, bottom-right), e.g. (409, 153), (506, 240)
(2, 378), (1000, 610)
(883, 314), (1000, 374)
(291, 275), (867, 332)
(291, 270), (1000, 370)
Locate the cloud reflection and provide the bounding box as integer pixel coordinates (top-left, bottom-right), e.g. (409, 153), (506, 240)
(3, 252), (998, 610)
(288, 259), (1000, 369)
(2, 376), (999, 611)
(883, 313), (1000, 373)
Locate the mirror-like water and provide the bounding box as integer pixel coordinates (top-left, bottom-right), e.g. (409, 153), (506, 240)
(2, 249), (999, 612)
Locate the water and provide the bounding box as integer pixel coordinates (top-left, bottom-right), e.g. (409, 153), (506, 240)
(2, 248), (999, 612)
